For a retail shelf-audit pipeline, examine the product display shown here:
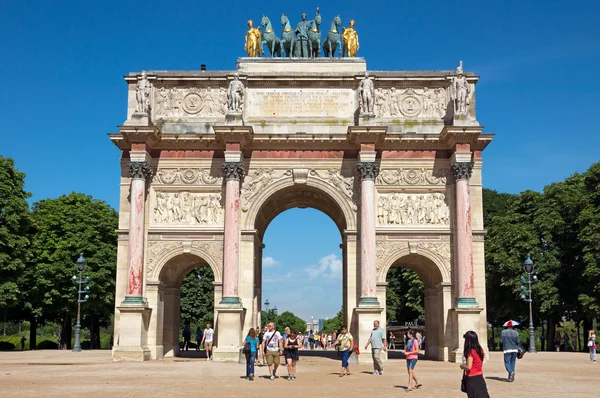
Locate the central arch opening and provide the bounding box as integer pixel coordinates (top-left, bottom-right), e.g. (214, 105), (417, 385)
(252, 184), (350, 357)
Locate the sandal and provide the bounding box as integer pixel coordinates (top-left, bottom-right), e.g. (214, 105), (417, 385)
(415, 384), (423, 389)
(339, 373), (344, 377)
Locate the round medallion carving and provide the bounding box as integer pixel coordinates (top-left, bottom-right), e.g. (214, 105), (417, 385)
(400, 95), (422, 117)
(182, 93), (202, 114)
(404, 169), (420, 185)
(180, 169), (199, 184)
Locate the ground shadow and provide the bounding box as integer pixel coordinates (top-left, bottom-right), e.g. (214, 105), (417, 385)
(298, 349), (339, 360)
(485, 376), (508, 382)
(178, 350), (208, 359)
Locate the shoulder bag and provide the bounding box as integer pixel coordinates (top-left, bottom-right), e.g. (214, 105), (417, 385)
(263, 332), (276, 354)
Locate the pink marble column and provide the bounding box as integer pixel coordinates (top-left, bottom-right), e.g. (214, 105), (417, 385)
(451, 162), (477, 307)
(221, 162), (245, 305)
(357, 162), (380, 307)
(124, 161), (152, 304)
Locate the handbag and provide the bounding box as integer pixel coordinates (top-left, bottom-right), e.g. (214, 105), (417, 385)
(242, 342), (251, 354)
(517, 344), (526, 359)
(460, 372), (467, 393)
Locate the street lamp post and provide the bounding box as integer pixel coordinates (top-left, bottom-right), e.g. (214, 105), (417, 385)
(72, 253), (90, 352)
(521, 255), (538, 353)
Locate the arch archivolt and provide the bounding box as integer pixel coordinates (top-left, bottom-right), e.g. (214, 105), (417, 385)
(146, 239), (223, 284)
(376, 239), (451, 285)
(241, 167), (357, 231)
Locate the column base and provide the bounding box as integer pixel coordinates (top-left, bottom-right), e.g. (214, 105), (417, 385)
(354, 306), (383, 364)
(112, 303), (152, 362)
(213, 305), (244, 362)
(358, 296), (380, 307)
(450, 306), (483, 363)
(219, 296), (242, 305)
(122, 295), (146, 305)
(456, 297), (479, 308)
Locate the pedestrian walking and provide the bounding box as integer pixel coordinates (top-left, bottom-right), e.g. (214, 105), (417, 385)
(389, 332), (396, 350)
(242, 327), (259, 381)
(334, 325), (353, 377)
(182, 322), (191, 351)
(459, 330), (490, 398)
(416, 331), (423, 349)
(500, 320), (521, 382)
(200, 323), (214, 361)
(260, 325), (268, 365)
(254, 327), (261, 366)
(401, 329), (422, 391)
(364, 320), (387, 375)
(284, 329), (300, 380)
(195, 327), (202, 351)
(588, 330), (597, 363)
(262, 322), (283, 380)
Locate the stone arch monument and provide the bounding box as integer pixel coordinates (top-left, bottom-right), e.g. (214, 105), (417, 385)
(109, 57), (493, 363)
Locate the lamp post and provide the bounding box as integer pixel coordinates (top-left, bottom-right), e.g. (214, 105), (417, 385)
(521, 255), (538, 353)
(72, 253), (89, 352)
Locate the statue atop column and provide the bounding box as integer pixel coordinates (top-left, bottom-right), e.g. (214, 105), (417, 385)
(244, 20), (262, 57)
(451, 61), (470, 117)
(342, 19), (359, 57)
(294, 12), (312, 57)
(358, 71), (375, 115)
(227, 74), (244, 114)
(135, 71), (151, 115)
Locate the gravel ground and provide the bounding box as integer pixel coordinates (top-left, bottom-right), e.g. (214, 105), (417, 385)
(0, 350), (597, 397)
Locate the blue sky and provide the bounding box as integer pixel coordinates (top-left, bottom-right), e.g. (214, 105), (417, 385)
(1, 1), (599, 321)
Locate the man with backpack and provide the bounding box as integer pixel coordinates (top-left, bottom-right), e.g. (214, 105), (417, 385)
(500, 321), (521, 382)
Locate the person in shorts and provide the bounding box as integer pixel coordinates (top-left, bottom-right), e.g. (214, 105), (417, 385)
(200, 323), (214, 361)
(284, 329), (300, 380)
(262, 322), (283, 380)
(401, 329), (422, 391)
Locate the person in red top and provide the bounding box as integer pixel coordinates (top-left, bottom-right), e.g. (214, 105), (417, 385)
(459, 331), (490, 398)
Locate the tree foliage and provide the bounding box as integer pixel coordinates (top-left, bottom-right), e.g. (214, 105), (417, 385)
(26, 193), (118, 345)
(275, 311), (306, 334)
(386, 267), (424, 324)
(322, 310), (343, 333)
(0, 157), (32, 317)
(179, 266), (215, 332)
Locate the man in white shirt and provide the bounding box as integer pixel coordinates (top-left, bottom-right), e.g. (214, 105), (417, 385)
(200, 323), (214, 361)
(262, 322), (283, 380)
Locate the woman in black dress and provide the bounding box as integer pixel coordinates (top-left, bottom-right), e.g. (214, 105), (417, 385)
(284, 329), (300, 381)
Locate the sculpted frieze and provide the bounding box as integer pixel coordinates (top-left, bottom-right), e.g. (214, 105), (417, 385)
(418, 241), (451, 264)
(375, 87), (447, 119)
(241, 169), (293, 211)
(153, 191), (224, 225)
(376, 240), (408, 271)
(154, 86), (227, 118)
(377, 193), (449, 226)
(376, 168), (447, 186)
(146, 240), (182, 279)
(309, 169), (357, 211)
(152, 168), (222, 185)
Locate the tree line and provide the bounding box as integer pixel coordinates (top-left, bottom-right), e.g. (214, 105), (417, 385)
(0, 156), (118, 349)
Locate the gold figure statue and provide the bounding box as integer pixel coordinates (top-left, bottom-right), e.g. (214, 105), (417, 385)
(342, 19), (359, 57)
(245, 20), (262, 57)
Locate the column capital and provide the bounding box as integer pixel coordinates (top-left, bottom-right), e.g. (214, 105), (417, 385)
(357, 162), (380, 181)
(450, 161), (473, 181)
(222, 161), (245, 181)
(127, 161), (153, 180)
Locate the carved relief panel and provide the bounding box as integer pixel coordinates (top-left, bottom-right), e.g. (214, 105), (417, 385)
(377, 193), (449, 226)
(374, 87), (448, 119)
(153, 191), (224, 225)
(376, 168), (447, 186)
(152, 168), (223, 185)
(154, 86), (228, 118)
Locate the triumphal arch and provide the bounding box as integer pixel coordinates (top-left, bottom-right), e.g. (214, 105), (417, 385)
(110, 46), (492, 362)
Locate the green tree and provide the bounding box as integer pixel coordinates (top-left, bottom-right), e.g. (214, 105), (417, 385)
(386, 267), (424, 324)
(179, 266), (214, 332)
(275, 311), (306, 334)
(0, 157), (32, 320)
(577, 163), (600, 328)
(27, 193), (118, 348)
(322, 310), (343, 333)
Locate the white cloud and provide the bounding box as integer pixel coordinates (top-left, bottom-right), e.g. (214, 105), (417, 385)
(262, 256), (280, 267)
(305, 254), (342, 280)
